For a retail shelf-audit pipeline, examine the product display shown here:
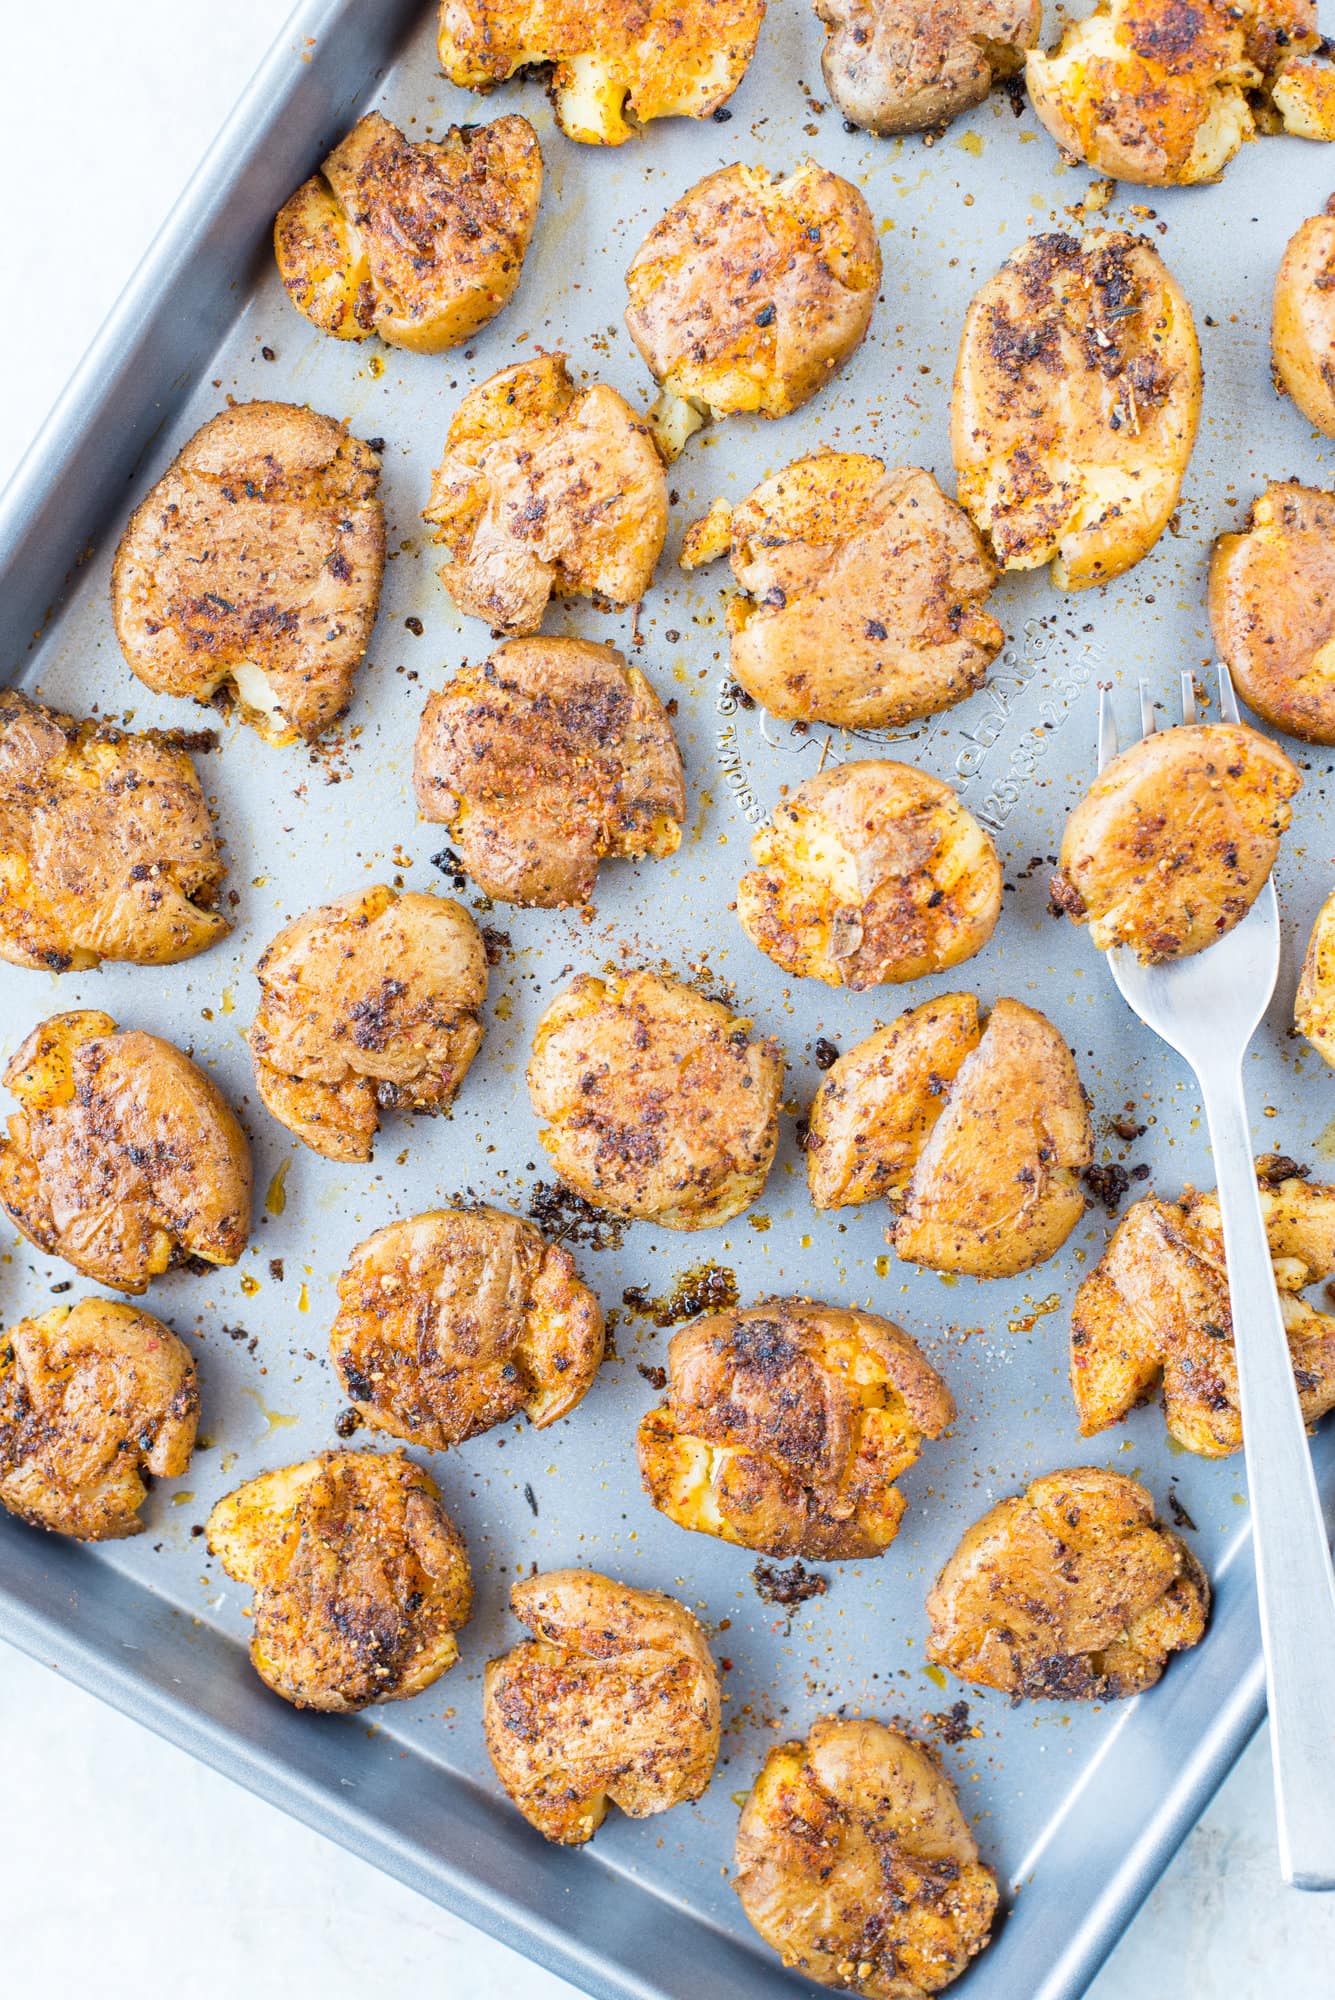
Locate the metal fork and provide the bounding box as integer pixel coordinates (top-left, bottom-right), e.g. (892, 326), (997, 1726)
(1096, 665), (1335, 1888)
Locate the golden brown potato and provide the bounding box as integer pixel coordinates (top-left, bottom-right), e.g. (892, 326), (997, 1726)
(0, 1298), (198, 1540)
(274, 111), (541, 353)
(1273, 198), (1335, 437)
(423, 353), (667, 635)
(0, 1010), (252, 1294)
(1210, 483), (1335, 742)
(111, 402), (385, 744)
(1072, 1165), (1335, 1455)
(330, 1207), (604, 1449)
(736, 761), (1002, 990)
(735, 1716), (998, 1999)
(483, 1568), (720, 1844)
(0, 689), (228, 972)
(637, 1296), (954, 1559)
(624, 161), (881, 443)
(926, 1467), (1209, 1701)
(206, 1449), (471, 1712)
(413, 637), (685, 906)
(438, 0), (765, 143)
(527, 971), (783, 1230)
(1296, 887), (1335, 1065)
(248, 886), (487, 1163)
(951, 230), (1201, 590)
(817, 0), (1041, 136)
(1051, 722), (1300, 963)
(809, 994), (1092, 1279)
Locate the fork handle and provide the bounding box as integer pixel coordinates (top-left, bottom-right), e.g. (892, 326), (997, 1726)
(1199, 1064), (1335, 1889)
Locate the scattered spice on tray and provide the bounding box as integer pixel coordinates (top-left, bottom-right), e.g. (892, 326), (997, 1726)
(333, 1408), (361, 1439)
(637, 1362), (668, 1390)
(752, 1559), (829, 1608)
(1109, 1101), (1147, 1141)
(1168, 1486), (1197, 1532)
(812, 1037), (840, 1070)
(523, 1482), (539, 1517)
(526, 1179), (627, 1251)
(1081, 1161), (1131, 1214)
(926, 1700), (976, 1746)
(622, 1264), (738, 1327)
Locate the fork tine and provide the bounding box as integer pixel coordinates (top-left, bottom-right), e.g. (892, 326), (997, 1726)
(1181, 669), (1198, 726)
(1098, 686), (1119, 772)
(1139, 677), (1156, 738)
(1219, 660), (1241, 723)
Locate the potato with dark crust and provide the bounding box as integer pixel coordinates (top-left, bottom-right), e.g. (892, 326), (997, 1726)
(1051, 722), (1300, 964)
(736, 761), (1002, 991)
(0, 689), (228, 972)
(926, 1468), (1209, 1702)
(1071, 1163), (1335, 1455)
(1273, 198), (1335, 438)
(423, 353), (668, 636)
(330, 1207), (604, 1449)
(414, 637), (685, 907)
(637, 1297), (954, 1560)
(527, 971), (783, 1230)
(483, 1568), (720, 1844)
(274, 111), (542, 353)
(206, 1449), (471, 1713)
(248, 886), (487, 1163)
(952, 231), (1201, 589)
(0, 1298), (198, 1541)
(111, 402), (385, 745)
(817, 0), (1041, 137)
(1296, 887), (1335, 1066)
(0, 1010), (252, 1295)
(1210, 483), (1335, 743)
(735, 1716), (998, 1999)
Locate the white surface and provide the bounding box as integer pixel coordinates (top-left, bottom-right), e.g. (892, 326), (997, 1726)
(1, 6), (1333, 1997)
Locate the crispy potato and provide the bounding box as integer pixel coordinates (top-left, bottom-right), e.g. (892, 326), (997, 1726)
(0, 1010), (252, 1294)
(330, 1207), (604, 1449)
(111, 402), (385, 744)
(1072, 1166), (1335, 1454)
(817, 0), (1041, 137)
(624, 161), (880, 439)
(1051, 722), (1300, 963)
(926, 1467), (1209, 1701)
(0, 689), (227, 972)
(1296, 887), (1335, 1065)
(637, 1296), (954, 1559)
(274, 111), (541, 352)
(735, 1716), (998, 1999)
(1269, 51), (1335, 140)
(1273, 197), (1335, 437)
(527, 971), (783, 1230)
(249, 886), (487, 1163)
(0, 1298), (198, 1540)
(413, 637), (685, 906)
(1210, 483), (1335, 742)
(736, 761), (1002, 990)
(951, 230), (1201, 589)
(483, 1569), (720, 1844)
(207, 1449), (471, 1712)
(423, 353), (667, 635)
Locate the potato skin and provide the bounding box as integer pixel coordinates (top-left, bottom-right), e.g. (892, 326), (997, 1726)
(0, 1010), (252, 1294)
(330, 1207), (604, 1449)
(1051, 722), (1300, 962)
(817, 0), (1041, 137)
(1296, 887), (1335, 1066)
(951, 230), (1200, 589)
(483, 1569), (720, 1844)
(413, 637), (685, 906)
(274, 111), (541, 352)
(1210, 483), (1335, 743)
(737, 761), (1002, 990)
(111, 402), (385, 745)
(637, 1296), (954, 1559)
(926, 1467), (1209, 1701)
(734, 1716), (998, 1999)
(0, 1298), (198, 1541)
(1273, 199), (1335, 437)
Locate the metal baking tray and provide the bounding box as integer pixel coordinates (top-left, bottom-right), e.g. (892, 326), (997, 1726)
(4, 2), (1335, 1994)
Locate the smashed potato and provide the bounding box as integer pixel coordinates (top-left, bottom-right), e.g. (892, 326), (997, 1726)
(437, 0), (765, 144)
(1071, 1163), (1335, 1454)
(1296, 888), (1335, 1065)
(735, 1716), (998, 1999)
(330, 1207), (603, 1449)
(111, 402), (385, 744)
(0, 689), (227, 972)
(817, 0), (1041, 136)
(423, 352), (667, 634)
(1051, 722), (1300, 962)
(1273, 197), (1335, 437)
(413, 637), (685, 905)
(1210, 483), (1335, 744)
(527, 971), (783, 1230)
(206, 1449), (472, 1712)
(736, 761), (1002, 990)
(0, 1298), (198, 1540)
(926, 1467), (1209, 1701)
(952, 230), (1201, 589)
(483, 1569), (720, 1844)
(637, 1296), (954, 1559)
(249, 886), (487, 1162)
(0, 1010), (251, 1294)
